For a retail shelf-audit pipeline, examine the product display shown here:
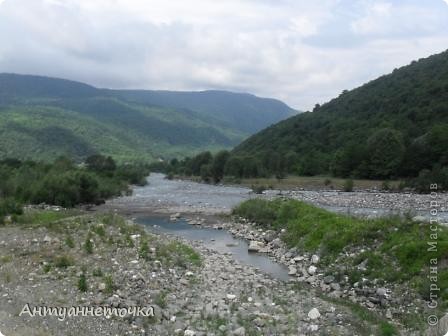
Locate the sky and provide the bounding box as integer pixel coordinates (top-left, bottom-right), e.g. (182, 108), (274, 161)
(1, 0), (448, 110)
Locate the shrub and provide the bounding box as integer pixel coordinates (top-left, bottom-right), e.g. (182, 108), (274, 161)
(65, 236), (75, 248)
(343, 179), (354, 192)
(78, 273), (88, 292)
(104, 275), (116, 294)
(54, 255), (74, 268)
(84, 235), (94, 254)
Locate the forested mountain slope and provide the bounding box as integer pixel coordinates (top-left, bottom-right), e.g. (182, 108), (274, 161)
(233, 50), (448, 179)
(0, 74), (295, 161)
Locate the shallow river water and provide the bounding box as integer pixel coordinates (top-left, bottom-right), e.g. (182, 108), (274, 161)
(138, 215), (291, 281)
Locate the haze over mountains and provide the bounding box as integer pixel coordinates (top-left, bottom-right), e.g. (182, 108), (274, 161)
(0, 74), (296, 161)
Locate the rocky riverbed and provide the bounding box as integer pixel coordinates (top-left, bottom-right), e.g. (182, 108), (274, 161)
(2, 174), (446, 335)
(100, 174), (448, 220)
(0, 211), (390, 336)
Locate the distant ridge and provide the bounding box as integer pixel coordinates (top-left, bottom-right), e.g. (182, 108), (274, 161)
(0, 73), (296, 161)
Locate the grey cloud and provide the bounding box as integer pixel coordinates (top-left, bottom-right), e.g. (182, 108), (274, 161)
(0, 0), (447, 109)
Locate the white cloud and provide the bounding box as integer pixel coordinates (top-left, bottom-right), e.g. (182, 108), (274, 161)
(0, 0), (447, 110)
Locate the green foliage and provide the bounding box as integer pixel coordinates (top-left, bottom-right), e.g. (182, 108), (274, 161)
(85, 154), (116, 174)
(54, 255), (74, 268)
(156, 241), (201, 267)
(365, 129), (405, 179)
(0, 157), (149, 210)
(233, 199), (448, 285)
(211, 150), (230, 183)
(139, 239), (150, 260)
(84, 235), (94, 254)
(78, 273), (88, 292)
(92, 268), (103, 277)
(0, 74), (295, 162)
(103, 275), (116, 294)
(65, 235), (75, 248)
(0, 197), (23, 224)
(343, 179), (354, 192)
(233, 50), (448, 184)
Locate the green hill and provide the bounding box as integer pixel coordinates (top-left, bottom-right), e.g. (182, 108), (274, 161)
(0, 74), (295, 162)
(233, 49), (448, 180)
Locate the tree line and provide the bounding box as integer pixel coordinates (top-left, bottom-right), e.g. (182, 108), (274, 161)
(150, 124), (448, 193)
(0, 155), (150, 223)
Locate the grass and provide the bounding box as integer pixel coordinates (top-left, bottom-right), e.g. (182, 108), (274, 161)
(226, 175), (401, 191)
(154, 290), (168, 309)
(16, 209), (81, 229)
(78, 273), (88, 292)
(156, 241), (201, 267)
(233, 198), (448, 303)
(103, 274), (116, 294)
(322, 295), (399, 335)
(84, 234), (94, 254)
(54, 255), (74, 268)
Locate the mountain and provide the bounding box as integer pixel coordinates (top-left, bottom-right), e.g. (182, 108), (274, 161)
(233, 50), (448, 179)
(0, 74), (296, 161)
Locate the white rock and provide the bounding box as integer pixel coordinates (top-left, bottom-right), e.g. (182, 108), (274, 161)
(184, 330), (196, 336)
(412, 215), (426, 222)
(308, 265), (317, 275)
(288, 266), (297, 276)
(311, 254), (320, 264)
(308, 324), (319, 332)
(226, 294), (237, 300)
(248, 241), (264, 252)
(185, 271), (194, 277)
(307, 308), (321, 320)
(233, 326), (246, 335)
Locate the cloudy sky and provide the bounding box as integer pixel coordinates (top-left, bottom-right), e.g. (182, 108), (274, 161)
(1, 0), (448, 110)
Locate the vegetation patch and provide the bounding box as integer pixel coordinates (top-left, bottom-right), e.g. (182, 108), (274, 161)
(233, 198), (448, 301)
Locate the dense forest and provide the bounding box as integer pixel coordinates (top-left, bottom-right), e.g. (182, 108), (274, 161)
(155, 50), (448, 191)
(0, 155), (149, 222)
(231, 50), (448, 182)
(0, 74), (295, 162)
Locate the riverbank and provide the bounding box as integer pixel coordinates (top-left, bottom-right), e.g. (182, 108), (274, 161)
(99, 174), (448, 220)
(0, 209), (395, 335)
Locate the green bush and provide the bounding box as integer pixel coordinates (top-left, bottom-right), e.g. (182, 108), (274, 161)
(78, 273), (88, 292)
(233, 199), (448, 284)
(54, 255), (74, 268)
(343, 179), (354, 192)
(84, 235), (94, 254)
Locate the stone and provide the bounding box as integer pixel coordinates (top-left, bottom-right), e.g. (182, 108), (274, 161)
(308, 324), (319, 332)
(307, 308), (321, 320)
(323, 275), (335, 284)
(232, 326), (246, 336)
(226, 294), (237, 300)
(308, 265), (317, 275)
(311, 255), (320, 264)
(412, 215), (426, 223)
(271, 238), (282, 248)
(248, 241), (263, 252)
(184, 330), (196, 336)
(98, 283), (106, 291)
(376, 288), (387, 298)
(288, 266), (297, 276)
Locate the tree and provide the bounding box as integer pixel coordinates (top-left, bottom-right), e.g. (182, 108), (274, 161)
(224, 157), (244, 178)
(366, 128), (405, 179)
(85, 155), (116, 174)
(211, 150), (230, 183)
